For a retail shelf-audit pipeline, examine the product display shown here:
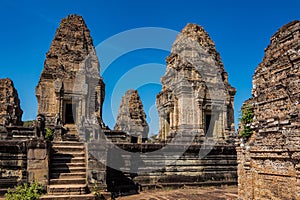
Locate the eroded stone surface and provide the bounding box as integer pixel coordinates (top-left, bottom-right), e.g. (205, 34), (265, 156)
(27, 140), (49, 186)
(36, 14), (105, 127)
(156, 23), (236, 143)
(0, 78), (23, 126)
(114, 90), (149, 143)
(0, 140), (27, 194)
(237, 20), (300, 200)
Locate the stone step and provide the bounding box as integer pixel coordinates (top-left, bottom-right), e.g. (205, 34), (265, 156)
(50, 167), (86, 173)
(50, 172), (86, 179)
(51, 157), (86, 163)
(51, 163), (86, 168)
(62, 134), (80, 142)
(48, 141), (88, 197)
(62, 128), (78, 131)
(52, 152), (85, 158)
(52, 146), (85, 152)
(50, 178), (86, 185)
(39, 194), (96, 200)
(47, 184), (88, 195)
(12, 135), (35, 140)
(64, 126), (77, 130)
(52, 142), (85, 146)
(63, 130), (78, 134)
(63, 128), (78, 132)
(63, 125), (77, 129)
(0, 178), (20, 196)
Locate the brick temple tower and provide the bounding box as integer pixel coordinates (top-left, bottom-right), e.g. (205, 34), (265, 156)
(36, 15), (105, 128)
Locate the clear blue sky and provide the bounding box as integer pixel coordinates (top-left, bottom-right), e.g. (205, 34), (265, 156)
(0, 0), (299, 134)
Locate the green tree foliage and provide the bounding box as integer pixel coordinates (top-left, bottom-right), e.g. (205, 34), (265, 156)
(239, 104), (254, 138)
(5, 181), (46, 200)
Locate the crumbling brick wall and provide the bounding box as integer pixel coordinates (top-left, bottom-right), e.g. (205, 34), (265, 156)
(237, 21), (300, 200)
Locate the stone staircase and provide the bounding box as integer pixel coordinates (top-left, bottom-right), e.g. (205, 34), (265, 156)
(62, 124), (80, 141)
(40, 141), (95, 200)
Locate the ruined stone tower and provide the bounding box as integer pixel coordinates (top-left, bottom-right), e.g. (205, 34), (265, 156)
(0, 78), (23, 126)
(36, 15), (105, 127)
(114, 90), (149, 143)
(237, 21), (300, 199)
(156, 23), (236, 142)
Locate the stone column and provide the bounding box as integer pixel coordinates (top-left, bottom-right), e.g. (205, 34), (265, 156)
(192, 98), (202, 132)
(173, 99), (178, 129)
(218, 111), (223, 138)
(79, 99), (82, 121)
(175, 84), (194, 130)
(170, 111), (173, 130)
(82, 98), (86, 118)
(164, 119), (168, 140)
(159, 117), (163, 141)
(223, 103), (228, 130)
(27, 139), (50, 186)
(59, 95), (63, 122)
(198, 99), (203, 129)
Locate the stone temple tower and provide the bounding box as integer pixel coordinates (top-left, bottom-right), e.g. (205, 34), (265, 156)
(36, 15), (105, 128)
(114, 90), (149, 143)
(0, 78), (23, 126)
(156, 23), (236, 143)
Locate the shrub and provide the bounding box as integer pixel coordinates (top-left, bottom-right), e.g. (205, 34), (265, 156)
(239, 103), (254, 138)
(45, 128), (54, 141)
(5, 181), (46, 200)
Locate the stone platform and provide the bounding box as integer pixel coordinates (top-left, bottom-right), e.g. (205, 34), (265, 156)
(88, 142), (238, 193)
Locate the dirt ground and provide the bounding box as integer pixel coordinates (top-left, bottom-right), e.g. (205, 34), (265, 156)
(116, 186), (238, 200)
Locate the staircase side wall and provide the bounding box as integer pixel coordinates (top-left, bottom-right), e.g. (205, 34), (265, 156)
(0, 139), (49, 195)
(0, 140), (27, 195)
(27, 140), (50, 186)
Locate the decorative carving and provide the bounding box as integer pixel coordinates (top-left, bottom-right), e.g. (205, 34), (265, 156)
(156, 23), (236, 142)
(54, 113), (61, 126)
(35, 114), (46, 140)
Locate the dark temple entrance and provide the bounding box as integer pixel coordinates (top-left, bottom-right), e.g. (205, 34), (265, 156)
(65, 103), (76, 124)
(205, 113), (216, 137)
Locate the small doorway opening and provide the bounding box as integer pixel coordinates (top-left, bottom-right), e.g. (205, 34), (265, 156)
(130, 136), (138, 143)
(65, 103), (76, 124)
(205, 113), (215, 137)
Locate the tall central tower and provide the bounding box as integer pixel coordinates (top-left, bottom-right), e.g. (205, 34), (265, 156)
(36, 14), (105, 128)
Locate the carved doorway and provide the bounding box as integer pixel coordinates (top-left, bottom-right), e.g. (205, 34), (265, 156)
(204, 112), (216, 137)
(64, 102), (76, 124)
